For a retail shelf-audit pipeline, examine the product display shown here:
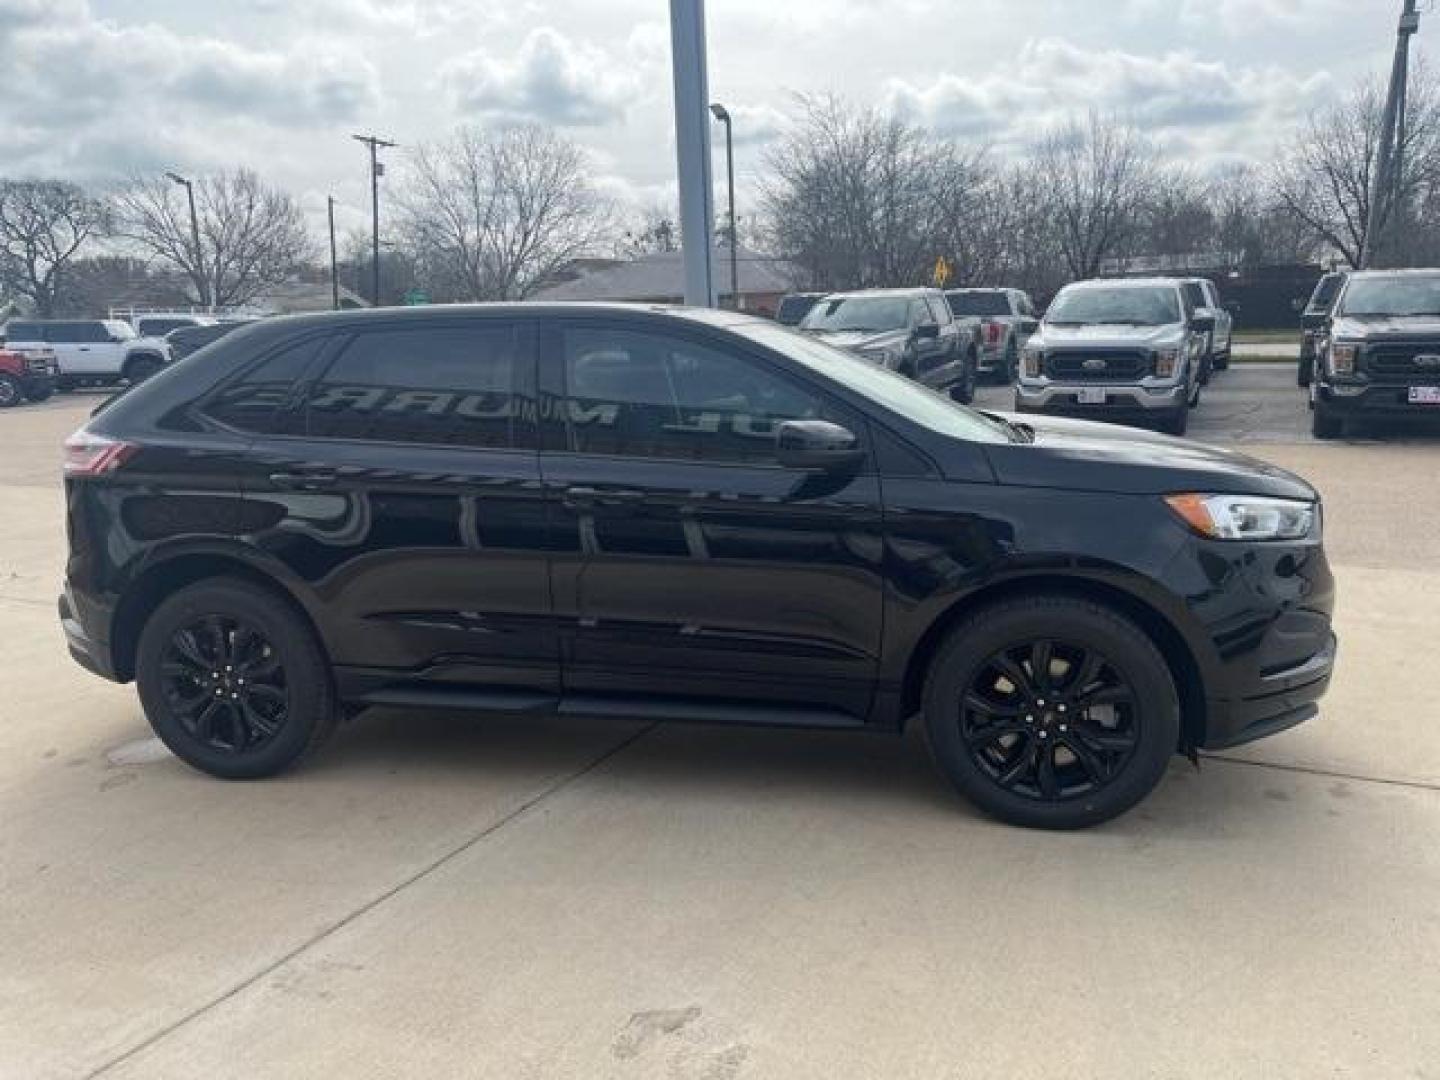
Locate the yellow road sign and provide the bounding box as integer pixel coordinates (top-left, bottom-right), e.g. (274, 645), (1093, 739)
(932, 256), (952, 288)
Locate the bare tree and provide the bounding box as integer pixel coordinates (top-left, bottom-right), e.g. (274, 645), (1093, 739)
(762, 94), (983, 290)
(1270, 74), (1440, 268)
(113, 168), (314, 308)
(1031, 112), (1157, 279)
(620, 203), (680, 257)
(399, 126), (612, 301)
(1209, 164), (1318, 267)
(0, 179), (109, 318)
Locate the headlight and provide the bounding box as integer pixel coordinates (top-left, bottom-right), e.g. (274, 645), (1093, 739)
(1154, 347), (1182, 379)
(1021, 346), (1044, 378)
(1165, 493), (1316, 541)
(860, 347), (902, 369)
(1329, 342), (1359, 375)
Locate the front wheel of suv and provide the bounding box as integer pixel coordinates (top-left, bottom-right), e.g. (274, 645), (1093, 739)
(922, 595), (1181, 829)
(136, 578), (337, 779)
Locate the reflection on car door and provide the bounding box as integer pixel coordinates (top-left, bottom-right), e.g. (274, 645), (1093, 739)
(236, 319), (559, 700)
(538, 320), (885, 719)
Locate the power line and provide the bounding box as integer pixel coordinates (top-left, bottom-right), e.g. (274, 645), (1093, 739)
(352, 134), (397, 306)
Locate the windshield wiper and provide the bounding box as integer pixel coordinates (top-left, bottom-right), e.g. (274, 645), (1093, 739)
(974, 409), (1033, 444)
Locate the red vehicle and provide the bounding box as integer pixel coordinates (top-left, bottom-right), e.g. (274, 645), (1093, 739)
(0, 346), (58, 407)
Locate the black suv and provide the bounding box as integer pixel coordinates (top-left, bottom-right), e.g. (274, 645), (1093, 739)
(1297, 271), (1346, 389)
(60, 305), (1336, 828)
(1310, 269), (1440, 438)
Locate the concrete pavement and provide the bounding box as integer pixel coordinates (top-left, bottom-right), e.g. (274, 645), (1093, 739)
(2, 378), (1438, 1079)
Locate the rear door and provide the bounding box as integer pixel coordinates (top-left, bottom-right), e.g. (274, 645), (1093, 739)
(538, 318), (885, 718)
(237, 317), (558, 699)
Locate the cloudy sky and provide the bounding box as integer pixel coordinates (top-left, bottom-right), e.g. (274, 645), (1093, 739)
(0, 0), (1417, 237)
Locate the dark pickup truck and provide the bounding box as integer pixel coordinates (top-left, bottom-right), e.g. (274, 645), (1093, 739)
(1310, 268), (1440, 438)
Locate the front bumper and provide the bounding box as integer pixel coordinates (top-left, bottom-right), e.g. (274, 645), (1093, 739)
(1014, 379), (1188, 417)
(1202, 633), (1336, 749)
(1316, 380), (1440, 419)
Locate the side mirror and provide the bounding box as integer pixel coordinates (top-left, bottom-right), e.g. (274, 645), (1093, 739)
(913, 322), (940, 340)
(776, 420), (865, 471)
(1190, 314), (1216, 333)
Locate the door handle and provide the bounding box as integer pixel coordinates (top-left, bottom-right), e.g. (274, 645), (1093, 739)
(269, 470), (338, 491)
(563, 486), (644, 508)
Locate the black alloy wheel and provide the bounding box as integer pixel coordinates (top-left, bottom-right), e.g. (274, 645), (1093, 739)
(960, 639), (1138, 802)
(923, 595), (1179, 828)
(160, 614), (290, 755)
(137, 579), (336, 778)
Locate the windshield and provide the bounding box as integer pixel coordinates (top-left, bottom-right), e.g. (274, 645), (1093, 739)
(947, 292), (1010, 317)
(734, 322), (1010, 444)
(801, 296), (910, 333)
(776, 296), (819, 326)
(1046, 286), (1181, 327)
(1337, 275), (1440, 317)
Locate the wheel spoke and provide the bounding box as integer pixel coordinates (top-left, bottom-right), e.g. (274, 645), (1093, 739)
(1080, 684), (1134, 709)
(963, 692), (1023, 719)
(965, 721), (1028, 749)
(1065, 650), (1103, 696)
(191, 700), (222, 741)
(991, 652), (1034, 697)
(1035, 739), (1060, 798)
(200, 616), (230, 666)
(170, 629), (209, 671)
(240, 700), (279, 740)
(994, 736), (1036, 789)
(246, 683), (286, 707)
(1059, 733), (1110, 784)
(1071, 720), (1137, 753)
(1029, 641), (1053, 694)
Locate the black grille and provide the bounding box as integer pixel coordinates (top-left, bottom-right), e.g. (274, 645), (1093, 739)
(1365, 343), (1440, 383)
(1045, 350), (1152, 382)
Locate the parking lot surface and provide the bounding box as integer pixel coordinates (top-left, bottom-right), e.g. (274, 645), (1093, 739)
(2, 372), (1438, 1079)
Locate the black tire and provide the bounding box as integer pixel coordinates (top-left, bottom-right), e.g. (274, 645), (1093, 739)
(125, 355), (164, 384)
(136, 578), (337, 779)
(948, 350), (978, 404)
(25, 382), (54, 403)
(55, 376), (76, 393)
(1312, 402), (1344, 440)
(922, 595), (1180, 829)
(1297, 356), (1313, 388)
(1000, 340), (1018, 384)
(1160, 406), (1188, 436)
(1212, 351), (1230, 372)
(0, 373), (22, 408)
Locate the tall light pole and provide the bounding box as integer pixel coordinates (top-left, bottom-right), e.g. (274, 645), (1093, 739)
(709, 103), (739, 310)
(164, 171), (208, 309)
(1362, 0), (1421, 268)
(669, 0), (717, 307)
(352, 134), (396, 306)
(327, 196), (340, 311)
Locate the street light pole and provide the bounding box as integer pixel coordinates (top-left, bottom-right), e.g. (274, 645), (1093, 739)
(669, 0), (717, 307)
(164, 171), (208, 310)
(1362, 0), (1421, 268)
(709, 103), (739, 309)
(327, 195), (339, 311)
(352, 134), (396, 306)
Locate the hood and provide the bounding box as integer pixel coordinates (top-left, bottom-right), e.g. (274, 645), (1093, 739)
(803, 328), (909, 352)
(1034, 323), (1184, 350)
(1330, 314), (1440, 340)
(979, 411), (1317, 500)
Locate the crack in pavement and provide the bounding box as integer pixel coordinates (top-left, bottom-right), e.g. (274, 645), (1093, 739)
(82, 720), (661, 1080)
(1203, 752), (1440, 793)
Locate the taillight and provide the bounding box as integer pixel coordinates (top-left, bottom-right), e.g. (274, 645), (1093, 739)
(64, 431), (137, 477)
(985, 321), (1003, 344)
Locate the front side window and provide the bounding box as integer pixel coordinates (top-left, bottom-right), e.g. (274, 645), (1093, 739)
(1183, 283), (1207, 310)
(926, 296), (952, 326)
(560, 326), (835, 464)
(1046, 286), (1182, 327)
(305, 324), (518, 447)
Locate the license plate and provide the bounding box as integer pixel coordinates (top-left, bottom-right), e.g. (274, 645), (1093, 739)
(1408, 386), (1440, 405)
(1078, 387), (1107, 405)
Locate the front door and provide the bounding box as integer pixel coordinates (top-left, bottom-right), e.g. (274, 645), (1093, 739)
(233, 318), (558, 698)
(538, 320), (885, 718)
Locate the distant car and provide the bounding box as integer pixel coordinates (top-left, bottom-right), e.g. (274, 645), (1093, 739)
(775, 293), (824, 327)
(799, 287), (980, 402)
(1298, 272), (1346, 388)
(0, 346), (57, 407)
(0, 320), (170, 388)
(133, 314), (217, 339)
(1310, 268), (1440, 439)
(945, 288), (1038, 382)
(166, 321), (251, 362)
(1178, 278), (1234, 380)
(1015, 278), (1210, 436)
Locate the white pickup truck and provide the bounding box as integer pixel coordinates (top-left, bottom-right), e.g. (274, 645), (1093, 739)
(0, 319), (171, 387)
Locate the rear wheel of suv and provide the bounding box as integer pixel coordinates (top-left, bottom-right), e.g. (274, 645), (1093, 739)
(136, 579), (337, 779)
(0, 374), (22, 408)
(26, 381), (53, 403)
(922, 595), (1180, 829)
(125, 355), (164, 384)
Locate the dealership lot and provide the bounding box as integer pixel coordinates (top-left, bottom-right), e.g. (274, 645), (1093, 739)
(2, 375), (1438, 1079)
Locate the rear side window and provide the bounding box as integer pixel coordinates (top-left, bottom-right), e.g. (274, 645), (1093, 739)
(305, 324), (519, 448)
(46, 323), (96, 344)
(204, 336), (328, 434)
(3, 322), (41, 341)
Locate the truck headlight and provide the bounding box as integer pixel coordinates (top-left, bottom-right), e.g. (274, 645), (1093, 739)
(1165, 493), (1316, 541)
(1329, 342), (1359, 376)
(1154, 347), (1182, 379)
(1021, 346), (1044, 378)
(861, 347), (902, 369)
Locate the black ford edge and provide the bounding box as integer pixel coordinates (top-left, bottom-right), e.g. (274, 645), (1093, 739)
(59, 305), (1336, 829)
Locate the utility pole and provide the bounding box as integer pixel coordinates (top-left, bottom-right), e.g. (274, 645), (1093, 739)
(669, 0), (717, 307)
(710, 103), (739, 309)
(1362, 0), (1421, 268)
(352, 134), (396, 306)
(327, 196), (339, 311)
(164, 172), (208, 310)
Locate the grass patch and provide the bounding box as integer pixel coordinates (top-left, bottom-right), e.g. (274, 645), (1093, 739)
(1231, 353), (1298, 364)
(1232, 329), (1299, 345)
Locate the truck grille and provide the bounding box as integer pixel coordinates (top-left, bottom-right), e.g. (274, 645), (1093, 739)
(1365, 344), (1440, 384)
(1045, 350), (1151, 382)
